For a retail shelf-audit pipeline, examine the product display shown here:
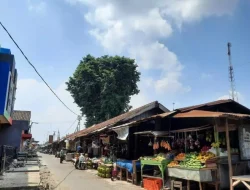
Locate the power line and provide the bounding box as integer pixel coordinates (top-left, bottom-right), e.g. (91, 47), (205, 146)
(34, 120), (78, 124)
(65, 118), (78, 133)
(0, 21), (78, 116)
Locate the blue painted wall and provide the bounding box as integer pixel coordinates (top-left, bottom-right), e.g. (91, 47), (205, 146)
(0, 121), (29, 150)
(0, 48), (11, 54)
(0, 63), (10, 114)
(0, 47), (17, 122)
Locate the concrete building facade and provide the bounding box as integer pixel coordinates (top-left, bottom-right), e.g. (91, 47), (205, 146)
(0, 47), (17, 125)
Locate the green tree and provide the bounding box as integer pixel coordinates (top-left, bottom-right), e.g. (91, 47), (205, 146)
(66, 55), (140, 127)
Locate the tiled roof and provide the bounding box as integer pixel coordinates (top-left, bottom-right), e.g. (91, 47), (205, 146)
(67, 101), (169, 139)
(12, 110), (31, 121)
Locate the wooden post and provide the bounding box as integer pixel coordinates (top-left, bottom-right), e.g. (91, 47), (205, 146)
(214, 119), (219, 156)
(134, 134), (138, 159)
(225, 118), (233, 190)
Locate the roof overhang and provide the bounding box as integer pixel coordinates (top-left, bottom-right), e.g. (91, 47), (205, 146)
(134, 131), (172, 137)
(173, 110), (250, 120)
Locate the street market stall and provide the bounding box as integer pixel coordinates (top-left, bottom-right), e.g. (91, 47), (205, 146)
(170, 110), (250, 190)
(134, 131), (174, 188)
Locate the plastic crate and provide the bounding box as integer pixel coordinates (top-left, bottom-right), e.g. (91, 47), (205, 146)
(143, 178), (163, 190)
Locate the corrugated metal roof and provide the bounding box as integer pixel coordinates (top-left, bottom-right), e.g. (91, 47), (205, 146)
(173, 110), (250, 119)
(12, 110), (31, 121)
(70, 101), (168, 139)
(177, 99), (233, 112)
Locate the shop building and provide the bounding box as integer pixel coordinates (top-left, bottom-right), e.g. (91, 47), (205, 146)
(65, 101), (169, 155)
(0, 110), (31, 150)
(0, 47), (17, 125)
(61, 99), (250, 189)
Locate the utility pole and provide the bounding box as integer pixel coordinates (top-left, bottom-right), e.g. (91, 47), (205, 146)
(227, 42), (238, 101)
(74, 116), (82, 133)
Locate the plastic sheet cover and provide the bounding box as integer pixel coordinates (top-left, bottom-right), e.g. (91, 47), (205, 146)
(113, 127), (129, 140)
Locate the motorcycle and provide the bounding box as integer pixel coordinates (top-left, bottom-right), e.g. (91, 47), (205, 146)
(73, 157), (86, 170)
(60, 153), (66, 164)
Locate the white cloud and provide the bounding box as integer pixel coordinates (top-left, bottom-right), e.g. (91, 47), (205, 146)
(66, 0), (238, 105)
(155, 73), (191, 94)
(162, 0), (238, 27)
(218, 91), (243, 103)
(201, 73), (212, 79)
(27, 0), (47, 13)
(129, 41), (190, 94)
(15, 79), (82, 142)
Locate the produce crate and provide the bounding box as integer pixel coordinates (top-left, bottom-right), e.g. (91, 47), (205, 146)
(143, 178), (163, 190)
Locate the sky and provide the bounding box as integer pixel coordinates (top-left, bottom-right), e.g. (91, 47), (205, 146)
(0, 0), (250, 143)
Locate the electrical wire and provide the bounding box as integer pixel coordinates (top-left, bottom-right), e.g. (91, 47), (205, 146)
(35, 120), (78, 124)
(0, 21), (78, 116)
(65, 118), (78, 133)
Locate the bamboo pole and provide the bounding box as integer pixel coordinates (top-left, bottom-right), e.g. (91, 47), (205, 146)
(226, 118), (233, 190)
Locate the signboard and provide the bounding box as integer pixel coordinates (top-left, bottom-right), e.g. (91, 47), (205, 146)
(238, 125), (250, 160)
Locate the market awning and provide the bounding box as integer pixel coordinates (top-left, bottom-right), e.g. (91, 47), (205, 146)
(134, 131), (172, 137)
(173, 110), (250, 120)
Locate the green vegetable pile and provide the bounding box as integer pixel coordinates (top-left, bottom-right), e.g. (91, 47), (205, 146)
(87, 161), (93, 169)
(179, 153), (204, 169)
(97, 165), (112, 178)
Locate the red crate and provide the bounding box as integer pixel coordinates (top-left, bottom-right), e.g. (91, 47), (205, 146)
(143, 178), (163, 190)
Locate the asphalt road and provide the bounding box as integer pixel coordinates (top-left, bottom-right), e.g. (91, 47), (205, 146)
(40, 153), (142, 190)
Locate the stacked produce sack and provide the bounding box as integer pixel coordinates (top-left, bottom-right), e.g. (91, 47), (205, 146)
(97, 165), (112, 178)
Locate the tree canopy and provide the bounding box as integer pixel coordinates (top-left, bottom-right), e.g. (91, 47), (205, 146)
(66, 55), (140, 127)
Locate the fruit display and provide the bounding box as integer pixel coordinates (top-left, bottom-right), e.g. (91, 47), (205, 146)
(211, 141), (220, 148)
(197, 152), (215, 163)
(153, 142), (160, 150)
(160, 140), (172, 151)
(152, 155), (166, 162)
(140, 153), (171, 163)
(201, 146), (211, 152)
(139, 156), (154, 160)
(174, 153), (186, 161)
(168, 161), (179, 167)
(97, 165), (112, 178)
(178, 153), (205, 169)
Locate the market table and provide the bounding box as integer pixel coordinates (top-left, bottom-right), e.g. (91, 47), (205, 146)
(168, 167), (218, 190)
(231, 175), (250, 190)
(141, 159), (170, 187)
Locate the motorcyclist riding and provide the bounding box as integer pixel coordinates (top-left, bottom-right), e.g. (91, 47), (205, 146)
(60, 149), (65, 164)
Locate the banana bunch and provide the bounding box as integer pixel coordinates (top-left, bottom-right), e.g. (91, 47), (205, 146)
(153, 156), (166, 162)
(197, 152), (215, 163)
(211, 141), (220, 148)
